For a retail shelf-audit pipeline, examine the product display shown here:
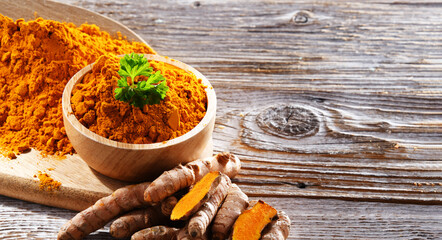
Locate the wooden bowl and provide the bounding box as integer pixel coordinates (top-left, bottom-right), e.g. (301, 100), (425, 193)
(62, 54), (216, 182)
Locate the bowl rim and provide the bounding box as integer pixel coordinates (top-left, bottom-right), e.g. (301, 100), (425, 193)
(62, 54), (216, 150)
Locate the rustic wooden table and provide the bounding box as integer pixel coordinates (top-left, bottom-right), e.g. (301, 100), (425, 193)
(1, 0), (442, 239)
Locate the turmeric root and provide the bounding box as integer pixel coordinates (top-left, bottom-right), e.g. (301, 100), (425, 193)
(144, 164), (194, 205)
(171, 171), (223, 221)
(144, 152), (241, 204)
(176, 224), (209, 240)
(131, 226), (179, 240)
(211, 184), (248, 240)
(161, 195), (178, 217)
(57, 182), (150, 240)
(109, 205), (167, 239)
(230, 200), (277, 240)
(261, 210), (291, 240)
(187, 173), (231, 238)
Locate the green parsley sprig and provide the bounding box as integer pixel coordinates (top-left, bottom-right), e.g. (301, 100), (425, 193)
(114, 53), (169, 108)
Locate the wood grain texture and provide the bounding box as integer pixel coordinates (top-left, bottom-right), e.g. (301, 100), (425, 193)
(67, 0), (442, 203)
(1, 195), (442, 240)
(1, 0), (441, 239)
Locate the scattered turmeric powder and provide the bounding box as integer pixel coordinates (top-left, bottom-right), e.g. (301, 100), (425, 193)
(6, 151), (16, 159)
(71, 53), (207, 144)
(0, 14), (155, 157)
(35, 171), (61, 191)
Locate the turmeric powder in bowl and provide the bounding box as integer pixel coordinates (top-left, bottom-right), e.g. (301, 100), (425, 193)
(63, 54), (216, 181)
(70, 54), (207, 144)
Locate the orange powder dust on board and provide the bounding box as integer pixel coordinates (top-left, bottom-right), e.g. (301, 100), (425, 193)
(71, 54), (207, 143)
(0, 14), (155, 157)
(35, 171), (61, 191)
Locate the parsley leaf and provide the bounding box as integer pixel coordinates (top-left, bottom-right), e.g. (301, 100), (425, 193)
(114, 53), (169, 108)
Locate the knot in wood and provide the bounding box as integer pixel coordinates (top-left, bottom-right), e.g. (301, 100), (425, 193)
(256, 105), (319, 139)
(291, 11), (313, 25)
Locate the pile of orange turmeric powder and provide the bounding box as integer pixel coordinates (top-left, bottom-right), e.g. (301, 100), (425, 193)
(0, 14), (155, 157)
(71, 54), (207, 143)
(35, 170), (61, 191)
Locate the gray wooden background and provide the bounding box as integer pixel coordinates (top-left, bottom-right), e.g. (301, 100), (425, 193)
(1, 0), (441, 239)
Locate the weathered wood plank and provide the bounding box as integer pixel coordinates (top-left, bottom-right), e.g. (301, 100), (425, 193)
(56, 0), (442, 203)
(1, 0), (442, 239)
(74, 0), (442, 91)
(1, 195), (441, 239)
(1, 0), (439, 205)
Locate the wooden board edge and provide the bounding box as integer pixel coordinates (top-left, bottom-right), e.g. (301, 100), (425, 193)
(0, 172), (107, 212)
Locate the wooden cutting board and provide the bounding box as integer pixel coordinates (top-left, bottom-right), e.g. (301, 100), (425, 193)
(0, 150), (128, 211)
(0, 0), (157, 211)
